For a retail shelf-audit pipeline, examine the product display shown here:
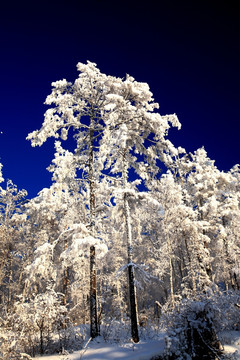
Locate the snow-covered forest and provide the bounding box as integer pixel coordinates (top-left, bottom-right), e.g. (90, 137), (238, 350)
(1, 62), (240, 359)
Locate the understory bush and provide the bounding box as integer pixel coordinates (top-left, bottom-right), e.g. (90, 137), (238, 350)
(161, 290), (240, 360)
(100, 316), (161, 343)
(0, 317), (85, 359)
(0, 289), (86, 358)
(0, 331), (33, 360)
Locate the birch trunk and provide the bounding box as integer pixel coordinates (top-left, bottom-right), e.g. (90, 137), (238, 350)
(123, 151), (139, 343)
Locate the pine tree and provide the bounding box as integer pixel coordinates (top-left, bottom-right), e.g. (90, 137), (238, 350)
(27, 61), (121, 337)
(98, 73), (182, 341)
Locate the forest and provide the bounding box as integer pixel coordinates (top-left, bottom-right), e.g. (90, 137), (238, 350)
(0, 61), (240, 359)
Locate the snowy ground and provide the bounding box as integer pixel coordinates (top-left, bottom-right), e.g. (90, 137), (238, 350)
(219, 331), (240, 359)
(34, 336), (165, 360)
(33, 331), (240, 360)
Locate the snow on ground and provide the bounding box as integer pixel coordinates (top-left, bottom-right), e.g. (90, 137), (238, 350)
(219, 331), (240, 359)
(35, 336), (165, 360)
(34, 331), (240, 360)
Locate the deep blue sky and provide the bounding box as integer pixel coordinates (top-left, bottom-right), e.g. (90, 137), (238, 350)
(0, 0), (239, 198)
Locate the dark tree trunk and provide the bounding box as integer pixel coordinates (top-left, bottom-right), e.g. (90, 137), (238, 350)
(123, 150), (139, 343)
(89, 119), (99, 339)
(90, 245), (99, 338)
(128, 263), (139, 343)
(39, 325), (44, 355)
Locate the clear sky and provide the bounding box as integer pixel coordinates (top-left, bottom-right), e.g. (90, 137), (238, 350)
(0, 0), (239, 199)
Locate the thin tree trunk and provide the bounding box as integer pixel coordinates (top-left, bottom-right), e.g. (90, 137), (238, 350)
(7, 251), (13, 313)
(222, 216), (239, 290)
(176, 247), (186, 282)
(63, 269), (69, 305)
(63, 236), (69, 306)
(199, 199), (213, 281)
(40, 325), (44, 355)
(127, 263), (139, 342)
(90, 245), (98, 337)
(166, 233), (175, 309)
(89, 118), (99, 338)
(183, 233), (197, 296)
(116, 279), (124, 322)
(123, 151), (139, 343)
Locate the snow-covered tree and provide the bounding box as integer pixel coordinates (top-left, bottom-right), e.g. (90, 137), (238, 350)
(97, 73), (183, 341)
(144, 172), (199, 305)
(27, 61), (122, 338)
(24, 180), (89, 323)
(0, 162), (3, 184)
(4, 288), (68, 357)
(168, 147), (240, 295)
(0, 180), (27, 314)
(27, 61), (184, 342)
(169, 148), (219, 288)
(24, 60), (240, 351)
(213, 167), (240, 290)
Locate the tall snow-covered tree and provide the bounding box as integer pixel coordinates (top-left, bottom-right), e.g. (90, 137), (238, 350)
(146, 172), (203, 302)
(168, 147), (240, 294)
(27, 61), (183, 342)
(169, 148), (218, 288)
(212, 167), (240, 290)
(27, 61), (123, 338)
(98, 73), (183, 341)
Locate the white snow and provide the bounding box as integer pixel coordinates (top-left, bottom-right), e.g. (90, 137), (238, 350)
(34, 337), (165, 360)
(219, 330), (240, 359)
(33, 331), (240, 360)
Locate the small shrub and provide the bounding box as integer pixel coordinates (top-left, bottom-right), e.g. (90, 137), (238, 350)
(101, 316), (131, 342)
(162, 297), (223, 359)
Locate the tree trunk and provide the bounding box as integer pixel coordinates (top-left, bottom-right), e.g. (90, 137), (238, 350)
(7, 251), (13, 313)
(222, 217), (239, 290)
(183, 233), (197, 296)
(40, 327), (44, 355)
(166, 233), (175, 309)
(116, 279), (124, 322)
(123, 151), (139, 343)
(63, 237), (69, 306)
(89, 119), (99, 338)
(199, 200), (213, 282)
(128, 263), (139, 343)
(90, 245), (99, 338)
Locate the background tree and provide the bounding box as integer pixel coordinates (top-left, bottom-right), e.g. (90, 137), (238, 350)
(0, 163), (3, 184)
(0, 180), (27, 315)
